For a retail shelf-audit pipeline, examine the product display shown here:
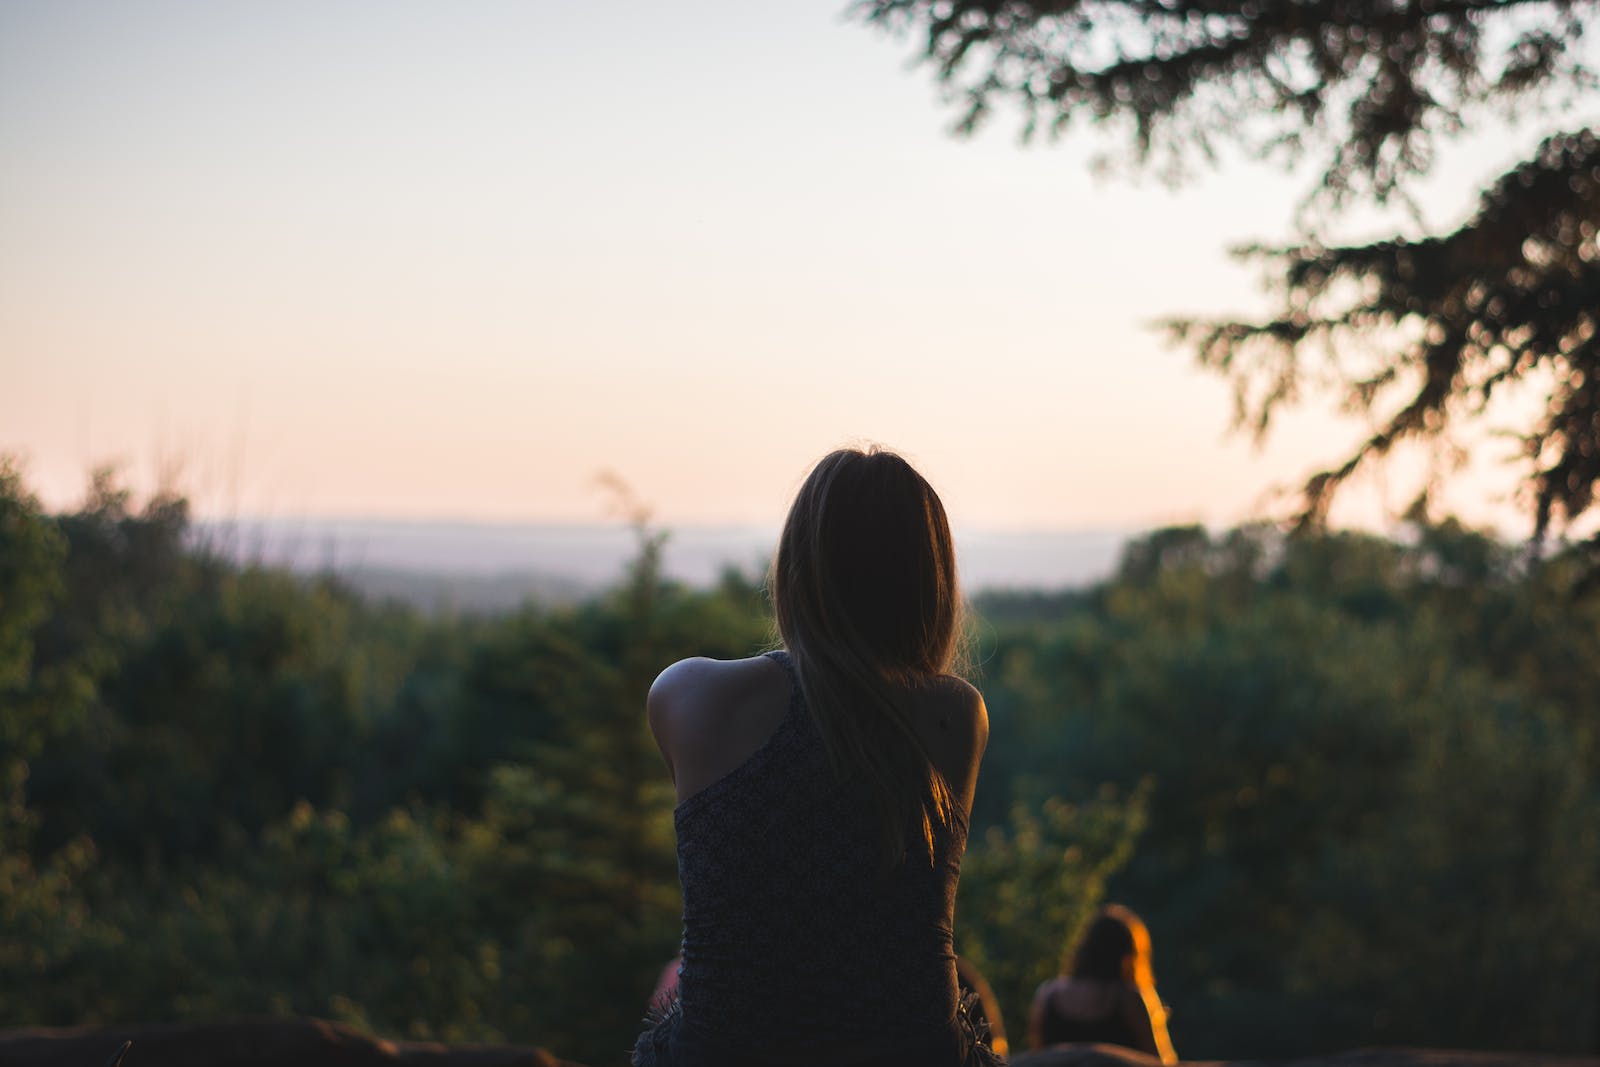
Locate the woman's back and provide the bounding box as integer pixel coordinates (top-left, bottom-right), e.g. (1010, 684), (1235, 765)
(638, 651), (992, 1067)
(1027, 904), (1178, 1064)
(1031, 977), (1145, 1050)
(635, 446), (996, 1066)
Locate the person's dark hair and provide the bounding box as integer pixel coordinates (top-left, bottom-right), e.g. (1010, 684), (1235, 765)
(1066, 905), (1154, 986)
(771, 446), (964, 867)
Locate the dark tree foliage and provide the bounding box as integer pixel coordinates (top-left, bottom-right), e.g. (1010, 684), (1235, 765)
(856, 0), (1600, 538)
(1174, 129), (1600, 538)
(856, 0), (1595, 201)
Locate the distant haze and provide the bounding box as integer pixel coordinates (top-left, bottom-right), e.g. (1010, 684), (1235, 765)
(199, 518), (1129, 607)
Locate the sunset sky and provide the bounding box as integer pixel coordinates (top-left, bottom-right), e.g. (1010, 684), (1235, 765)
(0, 2), (1565, 535)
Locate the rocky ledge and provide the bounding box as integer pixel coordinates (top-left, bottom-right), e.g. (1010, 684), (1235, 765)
(1010, 1044), (1598, 1067)
(0, 1018), (579, 1067)
(2, 1018), (1593, 1067)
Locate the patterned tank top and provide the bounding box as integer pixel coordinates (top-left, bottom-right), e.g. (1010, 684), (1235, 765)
(644, 651), (980, 1066)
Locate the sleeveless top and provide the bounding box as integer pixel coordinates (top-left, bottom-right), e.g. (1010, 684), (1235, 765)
(1035, 980), (1144, 1051)
(635, 651), (995, 1067)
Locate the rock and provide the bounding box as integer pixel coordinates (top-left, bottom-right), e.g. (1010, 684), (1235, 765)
(4, 1020), (1591, 1067)
(1227, 1051), (1600, 1067)
(1008, 1046), (1599, 1067)
(0, 1018), (586, 1067)
(1009, 1045), (1167, 1067)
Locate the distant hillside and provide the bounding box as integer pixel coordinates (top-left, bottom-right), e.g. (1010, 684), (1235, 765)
(331, 566), (594, 615)
(195, 518), (1128, 610)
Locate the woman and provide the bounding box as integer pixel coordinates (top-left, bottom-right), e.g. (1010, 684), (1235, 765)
(1028, 905), (1178, 1064)
(634, 447), (999, 1067)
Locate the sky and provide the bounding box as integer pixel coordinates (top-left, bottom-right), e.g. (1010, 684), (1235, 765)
(1, 1), (1581, 536)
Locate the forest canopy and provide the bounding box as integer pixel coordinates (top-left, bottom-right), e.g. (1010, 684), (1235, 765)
(3, 464), (1597, 1061)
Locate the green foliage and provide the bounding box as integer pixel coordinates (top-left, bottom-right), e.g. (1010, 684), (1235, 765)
(957, 786), (1148, 1037)
(0, 812), (97, 1019)
(0, 460), (70, 871)
(0, 458), (65, 702)
(1, 463), (1597, 1062)
(0, 461), (100, 1024)
(976, 523), (1600, 1057)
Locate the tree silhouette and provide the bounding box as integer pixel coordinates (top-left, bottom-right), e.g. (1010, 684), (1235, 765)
(1175, 130), (1599, 538)
(857, 0), (1600, 542)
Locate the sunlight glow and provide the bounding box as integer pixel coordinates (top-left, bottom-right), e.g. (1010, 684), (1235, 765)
(0, 1), (1547, 538)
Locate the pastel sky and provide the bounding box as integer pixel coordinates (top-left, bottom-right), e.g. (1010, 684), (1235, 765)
(0, 2), (1571, 533)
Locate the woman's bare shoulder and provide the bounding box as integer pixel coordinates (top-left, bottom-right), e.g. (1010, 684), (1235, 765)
(932, 672), (983, 700)
(1032, 975), (1071, 1002)
(923, 674), (989, 744)
(650, 655), (780, 708)
(909, 674), (988, 811)
(648, 655), (789, 746)
(648, 654), (791, 800)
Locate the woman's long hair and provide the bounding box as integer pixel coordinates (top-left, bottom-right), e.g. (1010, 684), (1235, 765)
(771, 446), (964, 867)
(1066, 905), (1156, 988)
